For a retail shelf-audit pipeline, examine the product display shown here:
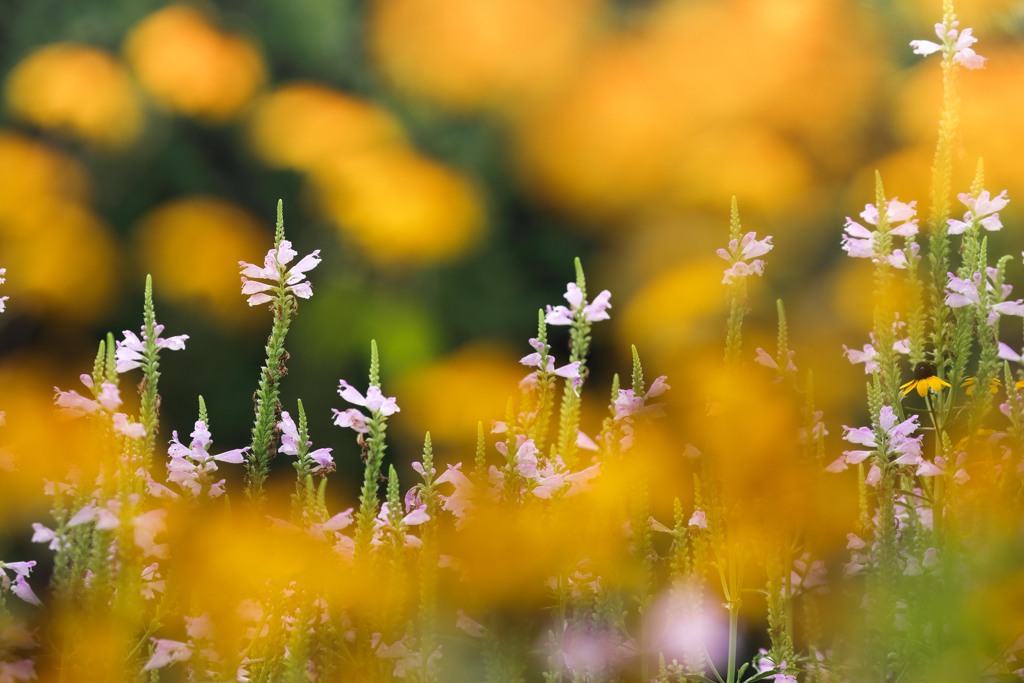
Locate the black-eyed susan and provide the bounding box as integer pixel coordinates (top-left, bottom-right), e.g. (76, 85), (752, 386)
(900, 362), (951, 397)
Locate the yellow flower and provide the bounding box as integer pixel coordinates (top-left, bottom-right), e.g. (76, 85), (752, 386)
(369, 0), (596, 112)
(0, 132), (91, 224)
(310, 147), (484, 266)
(4, 44), (141, 149)
(247, 83), (404, 171)
(124, 5), (265, 122)
(900, 362), (951, 397)
(960, 376), (1001, 395)
(3, 201), (118, 322)
(135, 197), (269, 325)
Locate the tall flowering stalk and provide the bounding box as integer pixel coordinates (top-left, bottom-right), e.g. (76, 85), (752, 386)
(115, 275), (189, 467)
(546, 258), (611, 466)
(910, 0), (987, 385)
(333, 340), (401, 561)
(718, 197), (772, 364)
(239, 200), (321, 501)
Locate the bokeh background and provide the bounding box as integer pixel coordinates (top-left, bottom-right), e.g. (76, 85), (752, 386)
(2, 0), (1024, 525)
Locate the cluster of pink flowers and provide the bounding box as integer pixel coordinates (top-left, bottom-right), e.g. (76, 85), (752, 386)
(910, 20), (986, 69)
(149, 421), (248, 499)
(0, 268), (7, 314)
(842, 319), (911, 374)
(53, 374), (146, 439)
(947, 189), (1009, 234)
(114, 323), (188, 373)
(840, 199), (920, 269)
(717, 232), (773, 285)
(332, 380), (400, 433)
(519, 337), (581, 391)
(613, 377), (670, 421)
(945, 269), (1024, 325)
(545, 282), (612, 325)
(239, 240), (322, 306)
(279, 411), (334, 474)
(826, 406), (922, 484)
(0, 560), (40, 606)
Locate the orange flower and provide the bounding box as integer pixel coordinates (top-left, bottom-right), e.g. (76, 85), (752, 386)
(135, 197), (270, 324)
(4, 44), (141, 149)
(311, 148), (484, 266)
(124, 5), (266, 122)
(369, 0), (597, 112)
(0, 132), (91, 224)
(247, 83), (404, 171)
(396, 345), (524, 446)
(3, 201), (118, 322)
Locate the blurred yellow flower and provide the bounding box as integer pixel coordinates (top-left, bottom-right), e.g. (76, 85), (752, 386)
(135, 197), (270, 324)
(248, 82), (405, 171)
(124, 5), (266, 122)
(2, 201), (118, 322)
(395, 344), (524, 447)
(619, 259), (732, 371)
(369, 0), (597, 112)
(515, 0), (881, 222)
(311, 147), (484, 266)
(668, 124), (812, 216)
(514, 39), (683, 220)
(0, 132), (91, 224)
(4, 44), (142, 149)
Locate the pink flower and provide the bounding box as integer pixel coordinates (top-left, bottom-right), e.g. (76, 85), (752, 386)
(613, 376), (670, 420)
(0, 659), (35, 682)
(754, 347), (797, 374)
(278, 411), (334, 474)
(336, 380), (400, 416)
(717, 232), (773, 285)
(68, 501), (121, 530)
(54, 374), (121, 417)
(0, 267), (9, 314)
(31, 523), (60, 551)
(0, 561), (41, 606)
(841, 199), (919, 268)
(435, 463), (475, 522)
(827, 406), (921, 473)
(843, 342), (879, 374)
(520, 337), (582, 392)
(545, 282), (612, 325)
(165, 421), (247, 498)
(948, 189), (1009, 234)
(115, 325), (188, 373)
(143, 639), (192, 670)
(456, 610), (486, 638)
(688, 510), (708, 529)
(141, 563), (165, 601)
(239, 239), (322, 306)
(946, 271), (1024, 325)
(113, 412), (146, 439)
(134, 509), (169, 559)
(910, 21), (986, 69)
(331, 408), (369, 433)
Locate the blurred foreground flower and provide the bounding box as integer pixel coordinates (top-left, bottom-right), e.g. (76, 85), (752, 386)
(4, 43), (141, 148)
(124, 4), (266, 121)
